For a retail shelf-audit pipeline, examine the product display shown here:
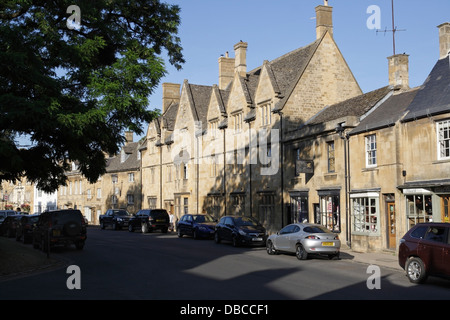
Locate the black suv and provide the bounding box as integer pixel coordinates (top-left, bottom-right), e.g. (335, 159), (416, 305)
(33, 209), (87, 251)
(128, 209), (170, 233)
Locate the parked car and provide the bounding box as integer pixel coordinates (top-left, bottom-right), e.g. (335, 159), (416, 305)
(266, 223), (340, 260)
(0, 210), (17, 226)
(16, 214), (40, 243)
(177, 214), (216, 239)
(128, 209), (170, 233)
(99, 209), (132, 230)
(398, 223), (450, 284)
(32, 209), (87, 251)
(214, 215), (267, 247)
(0, 215), (25, 238)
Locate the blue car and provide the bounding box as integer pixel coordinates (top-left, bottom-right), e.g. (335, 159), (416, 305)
(177, 214), (217, 239)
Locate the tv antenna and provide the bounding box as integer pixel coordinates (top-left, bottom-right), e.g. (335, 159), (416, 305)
(376, 0), (406, 55)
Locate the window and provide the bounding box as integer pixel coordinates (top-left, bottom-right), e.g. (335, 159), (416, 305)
(437, 120), (450, 160)
(261, 103), (272, 126)
(327, 141), (335, 173)
(290, 194), (309, 224)
(351, 194), (379, 234)
(128, 173), (134, 182)
(234, 112), (243, 133)
(87, 189), (92, 200)
(259, 193), (275, 226)
(405, 194), (432, 229)
(209, 120), (219, 139)
(97, 188), (101, 199)
(231, 193), (245, 216)
(127, 194), (134, 205)
(112, 175), (118, 184)
(365, 134), (377, 167)
(318, 194), (340, 232)
(148, 197), (157, 209)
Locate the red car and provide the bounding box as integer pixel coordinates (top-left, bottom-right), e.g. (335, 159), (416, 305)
(398, 223), (450, 283)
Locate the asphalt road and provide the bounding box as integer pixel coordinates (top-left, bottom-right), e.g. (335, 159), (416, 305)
(1, 226), (449, 302)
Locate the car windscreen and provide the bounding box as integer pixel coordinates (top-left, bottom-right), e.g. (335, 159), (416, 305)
(234, 217), (259, 227)
(114, 210), (129, 216)
(193, 215), (214, 223)
(150, 210), (167, 217)
(303, 225), (331, 233)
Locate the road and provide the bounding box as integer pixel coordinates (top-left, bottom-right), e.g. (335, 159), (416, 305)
(1, 226), (449, 302)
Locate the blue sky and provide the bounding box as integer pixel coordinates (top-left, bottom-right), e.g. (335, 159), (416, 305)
(145, 0), (450, 127)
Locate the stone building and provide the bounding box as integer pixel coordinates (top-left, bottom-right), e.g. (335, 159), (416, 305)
(141, 3), (363, 234)
(57, 131), (143, 224)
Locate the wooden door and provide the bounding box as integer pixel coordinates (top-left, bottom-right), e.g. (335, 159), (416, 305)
(442, 196), (449, 223)
(387, 202), (396, 249)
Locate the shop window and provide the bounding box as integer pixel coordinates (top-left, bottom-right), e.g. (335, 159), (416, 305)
(405, 194), (432, 229)
(290, 195), (309, 223)
(351, 195), (379, 234)
(318, 194), (340, 232)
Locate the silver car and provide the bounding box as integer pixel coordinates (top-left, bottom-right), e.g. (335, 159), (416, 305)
(266, 223), (340, 260)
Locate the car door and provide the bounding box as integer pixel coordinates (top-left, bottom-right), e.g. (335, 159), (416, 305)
(287, 225), (302, 252)
(184, 215), (194, 235)
(222, 217), (235, 241)
(442, 227), (450, 277)
(419, 226), (447, 275)
(274, 225), (295, 251)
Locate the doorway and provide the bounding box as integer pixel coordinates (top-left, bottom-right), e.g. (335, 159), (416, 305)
(386, 201), (396, 249)
(442, 196), (449, 223)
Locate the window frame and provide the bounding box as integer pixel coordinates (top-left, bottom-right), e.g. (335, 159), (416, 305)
(437, 119), (450, 160)
(365, 134), (377, 168)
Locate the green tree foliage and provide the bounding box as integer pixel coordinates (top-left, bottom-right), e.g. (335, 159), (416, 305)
(0, 0), (184, 192)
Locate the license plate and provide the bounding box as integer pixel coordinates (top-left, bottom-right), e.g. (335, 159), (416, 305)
(157, 219), (165, 222)
(322, 242), (334, 246)
(252, 237), (263, 241)
(52, 230), (61, 236)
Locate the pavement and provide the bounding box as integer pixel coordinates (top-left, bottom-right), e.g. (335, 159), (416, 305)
(339, 245), (402, 271)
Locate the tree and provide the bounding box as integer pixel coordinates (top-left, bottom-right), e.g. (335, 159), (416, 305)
(0, 0), (184, 192)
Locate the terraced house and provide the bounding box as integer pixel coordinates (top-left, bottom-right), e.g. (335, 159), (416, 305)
(5, 4), (448, 253)
(141, 3), (363, 237)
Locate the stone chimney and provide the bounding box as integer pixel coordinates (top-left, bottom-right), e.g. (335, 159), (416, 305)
(162, 82), (181, 113)
(315, 2), (333, 39)
(124, 131), (133, 145)
(218, 51), (235, 90)
(388, 54), (409, 91)
(438, 22), (450, 59)
(234, 41), (248, 77)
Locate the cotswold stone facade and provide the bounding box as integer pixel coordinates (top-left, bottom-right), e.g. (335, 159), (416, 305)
(6, 5), (448, 254)
(141, 4), (362, 236)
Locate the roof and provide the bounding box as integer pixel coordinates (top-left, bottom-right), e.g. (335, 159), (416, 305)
(106, 141), (141, 173)
(350, 87), (419, 135)
(306, 86), (392, 126)
(402, 57), (450, 122)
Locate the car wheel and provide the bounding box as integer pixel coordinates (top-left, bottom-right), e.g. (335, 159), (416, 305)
(32, 236), (39, 249)
(100, 221), (105, 229)
(112, 222), (117, 230)
(193, 229), (199, 240)
(177, 229), (183, 238)
(406, 257), (428, 284)
(296, 244), (308, 260)
(214, 232), (221, 244)
(128, 224), (134, 232)
(266, 240), (277, 255)
(141, 223), (149, 233)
